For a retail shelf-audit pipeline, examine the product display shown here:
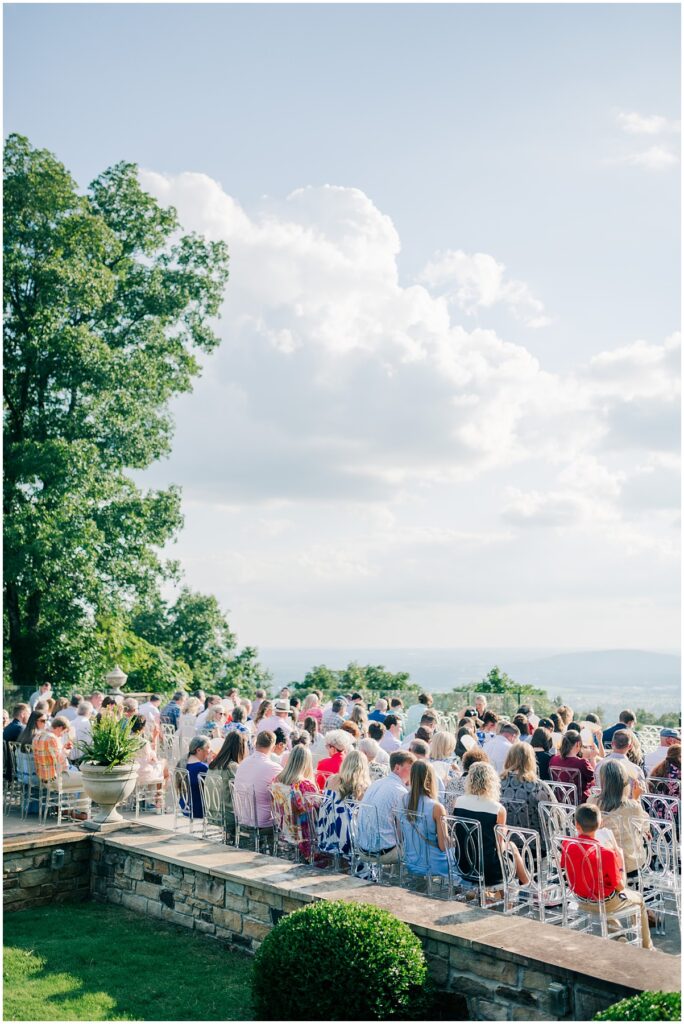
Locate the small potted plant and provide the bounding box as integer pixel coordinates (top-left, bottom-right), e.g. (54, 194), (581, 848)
(79, 715), (144, 830)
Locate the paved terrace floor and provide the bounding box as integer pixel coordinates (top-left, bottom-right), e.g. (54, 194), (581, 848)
(3, 804), (681, 957)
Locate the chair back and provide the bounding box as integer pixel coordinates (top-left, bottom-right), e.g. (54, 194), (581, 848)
(172, 767), (192, 818)
(538, 800), (576, 851)
(199, 772), (226, 831)
(549, 766), (582, 805)
(230, 781), (261, 828)
(270, 782), (306, 844)
(551, 834), (609, 903)
(647, 777), (681, 798)
(501, 798), (530, 829)
(349, 801), (381, 859)
(368, 761), (389, 782)
(395, 809), (432, 876)
(640, 793), (680, 825)
(548, 776), (580, 807)
(445, 814), (485, 888)
(495, 824), (541, 890)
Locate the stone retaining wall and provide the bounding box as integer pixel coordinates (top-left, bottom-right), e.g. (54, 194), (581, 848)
(4, 831), (91, 912)
(87, 827), (680, 1022)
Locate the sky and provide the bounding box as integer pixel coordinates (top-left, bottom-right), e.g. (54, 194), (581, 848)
(4, 3), (681, 651)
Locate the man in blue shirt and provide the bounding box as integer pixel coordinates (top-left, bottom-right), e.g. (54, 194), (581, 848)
(368, 699), (388, 724)
(602, 709), (636, 749)
(357, 751), (416, 861)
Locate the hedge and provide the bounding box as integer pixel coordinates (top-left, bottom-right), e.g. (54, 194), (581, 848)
(594, 992), (681, 1021)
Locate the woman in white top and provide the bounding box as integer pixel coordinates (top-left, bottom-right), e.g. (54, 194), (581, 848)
(429, 731), (459, 784)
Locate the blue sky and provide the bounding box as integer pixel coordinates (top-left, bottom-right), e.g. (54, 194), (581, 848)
(4, 4), (681, 650)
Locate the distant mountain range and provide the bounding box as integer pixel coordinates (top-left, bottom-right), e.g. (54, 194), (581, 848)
(260, 646), (681, 718)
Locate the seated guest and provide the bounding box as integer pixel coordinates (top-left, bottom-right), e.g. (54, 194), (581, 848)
(315, 730), (352, 790)
(69, 702), (94, 762)
(368, 699), (389, 724)
(356, 751), (416, 863)
(317, 749), (371, 860)
(199, 704), (228, 742)
(455, 726), (477, 761)
(429, 731), (458, 783)
(298, 693), (323, 727)
(17, 709), (48, 749)
(302, 715), (320, 746)
(500, 742), (556, 843)
(347, 705), (369, 736)
(485, 722), (521, 774)
(138, 694), (161, 729)
(445, 747), (486, 812)
(321, 698), (347, 733)
(257, 700), (295, 740)
(512, 714), (531, 742)
(208, 730), (248, 838)
(367, 722), (390, 765)
(550, 731), (595, 803)
(358, 737), (388, 778)
(379, 714), (403, 753)
(405, 693), (433, 735)
(479, 711), (500, 746)
(548, 713), (564, 751)
(252, 700), (273, 732)
(180, 736), (211, 818)
(33, 716), (82, 791)
(274, 745), (320, 859)
(195, 695), (223, 730)
(4, 703), (29, 743)
(401, 760), (454, 879)
(645, 729), (680, 776)
(62, 694), (83, 723)
(160, 691), (186, 731)
(593, 760), (650, 880)
(233, 730), (281, 827)
(225, 705), (250, 739)
(560, 804), (652, 949)
(341, 720), (361, 744)
(597, 730), (644, 799)
(531, 727), (554, 781)
(649, 744), (681, 802)
(402, 711), (439, 749)
(602, 709), (636, 750)
(454, 764), (529, 891)
(130, 715), (167, 784)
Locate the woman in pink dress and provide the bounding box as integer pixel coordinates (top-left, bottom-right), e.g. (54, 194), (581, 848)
(298, 693), (323, 728)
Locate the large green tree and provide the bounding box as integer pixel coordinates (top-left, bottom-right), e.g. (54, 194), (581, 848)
(3, 134), (230, 691)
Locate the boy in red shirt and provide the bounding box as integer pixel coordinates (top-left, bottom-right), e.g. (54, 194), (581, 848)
(561, 804), (653, 949)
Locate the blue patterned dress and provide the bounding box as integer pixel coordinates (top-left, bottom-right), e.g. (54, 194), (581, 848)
(316, 789), (357, 856)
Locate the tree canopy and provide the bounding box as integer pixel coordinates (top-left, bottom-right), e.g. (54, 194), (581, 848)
(3, 134), (236, 692)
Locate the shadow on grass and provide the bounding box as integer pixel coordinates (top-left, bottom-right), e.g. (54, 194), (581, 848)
(3, 902), (254, 1021)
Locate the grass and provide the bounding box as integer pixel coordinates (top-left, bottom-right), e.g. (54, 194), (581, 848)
(3, 902), (254, 1020)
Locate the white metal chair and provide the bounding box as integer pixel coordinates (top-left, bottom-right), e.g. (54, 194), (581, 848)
(549, 767), (582, 806)
(551, 835), (642, 946)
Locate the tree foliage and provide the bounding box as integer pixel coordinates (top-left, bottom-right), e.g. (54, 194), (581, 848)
(3, 134), (230, 691)
(289, 662), (419, 700)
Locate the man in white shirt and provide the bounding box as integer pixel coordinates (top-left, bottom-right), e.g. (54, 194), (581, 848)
(70, 702), (93, 761)
(62, 694), (83, 723)
(89, 691), (104, 713)
(257, 699), (294, 740)
(401, 711), (439, 749)
(378, 714), (402, 753)
(486, 722), (521, 774)
(644, 729), (680, 776)
(138, 695), (161, 725)
(404, 694), (434, 735)
(29, 682), (52, 709)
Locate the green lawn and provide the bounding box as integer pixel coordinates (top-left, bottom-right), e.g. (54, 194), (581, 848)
(3, 902), (254, 1021)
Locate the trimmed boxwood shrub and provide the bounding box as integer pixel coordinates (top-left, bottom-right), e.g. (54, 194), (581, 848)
(251, 900), (428, 1020)
(594, 992), (681, 1021)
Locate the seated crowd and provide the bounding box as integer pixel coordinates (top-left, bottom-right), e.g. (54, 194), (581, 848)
(3, 684), (680, 948)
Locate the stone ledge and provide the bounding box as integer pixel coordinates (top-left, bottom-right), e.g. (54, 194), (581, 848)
(3, 828), (90, 854)
(93, 826), (680, 998)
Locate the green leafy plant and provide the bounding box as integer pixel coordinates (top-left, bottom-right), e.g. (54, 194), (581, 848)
(251, 900), (428, 1020)
(79, 714), (144, 770)
(594, 992), (681, 1021)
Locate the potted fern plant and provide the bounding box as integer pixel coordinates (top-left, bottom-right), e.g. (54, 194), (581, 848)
(79, 715), (144, 830)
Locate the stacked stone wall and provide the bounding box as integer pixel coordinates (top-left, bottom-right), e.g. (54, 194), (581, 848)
(4, 832), (90, 912)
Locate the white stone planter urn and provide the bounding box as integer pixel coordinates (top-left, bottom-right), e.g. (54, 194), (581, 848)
(80, 763), (139, 830)
(105, 664), (128, 696)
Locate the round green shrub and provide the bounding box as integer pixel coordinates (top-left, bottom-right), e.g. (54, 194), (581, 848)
(594, 992), (681, 1021)
(251, 900), (428, 1020)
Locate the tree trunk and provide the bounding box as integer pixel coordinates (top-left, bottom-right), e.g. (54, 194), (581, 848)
(5, 583), (40, 687)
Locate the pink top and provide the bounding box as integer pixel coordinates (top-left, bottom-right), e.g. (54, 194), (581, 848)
(233, 751), (281, 826)
(298, 707), (323, 726)
(257, 714), (294, 737)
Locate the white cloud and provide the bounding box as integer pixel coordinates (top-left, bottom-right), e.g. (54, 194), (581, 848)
(418, 249), (551, 327)
(623, 147), (678, 170)
(617, 111), (679, 136)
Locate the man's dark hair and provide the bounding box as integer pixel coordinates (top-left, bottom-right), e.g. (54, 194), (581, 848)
(332, 699), (345, 714)
(576, 804), (600, 832)
(12, 703), (29, 719)
(368, 722), (385, 741)
(500, 722), (521, 739)
(517, 705), (532, 716)
(273, 727), (287, 746)
(612, 730), (631, 751)
(420, 711), (438, 726)
(409, 739), (429, 758)
(414, 727), (431, 742)
(351, 692), (363, 702)
(585, 713), (599, 724)
(538, 717), (554, 730)
(483, 711), (499, 727)
(418, 693), (432, 706)
(390, 750), (416, 771)
(383, 714), (399, 731)
(390, 698), (403, 708)
(289, 696), (300, 708)
(150, 694), (161, 703)
(70, 693), (83, 707)
(619, 710), (636, 725)
(512, 714), (529, 734)
(231, 706), (245, 723)
(172, 691), (185, 702)
(256, 730), (275, 750)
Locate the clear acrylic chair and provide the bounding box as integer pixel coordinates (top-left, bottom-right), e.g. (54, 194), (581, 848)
(39, 773), (91, 827)
(172, 767), (196, 833)
(230, 781), (273, 853)
(500, 798), (530, 829)
(348, 802), (398, 884)
(270, 782), (321, 863)
(368, 761), (389, 782)
(16, 748), (41, 818)
(199, 772), (228, 843)
(494, 824), (564, 923)
(4, 741), (22, 813)
(647, 778), (681, 798)
(394, 809), (447, 897)
(640, 793), (680, 827)
(445, 814), (487, 907)
(539, 801), (576, 883)
(550, 835), (643, 946)
(549, 767), (582, 806)
(630, 817), (681, 935)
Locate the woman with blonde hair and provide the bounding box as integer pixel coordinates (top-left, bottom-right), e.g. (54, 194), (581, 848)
(347, 704), (369, 737)
(272, 745), (319, 859)
(298, 693), (323, 727)
(500, 742), (555, 843)
(429, 731), (458, 783)
(316, 749), (370, 861)
(454, 763), (529, 888)
(401, 760), (454, 878)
